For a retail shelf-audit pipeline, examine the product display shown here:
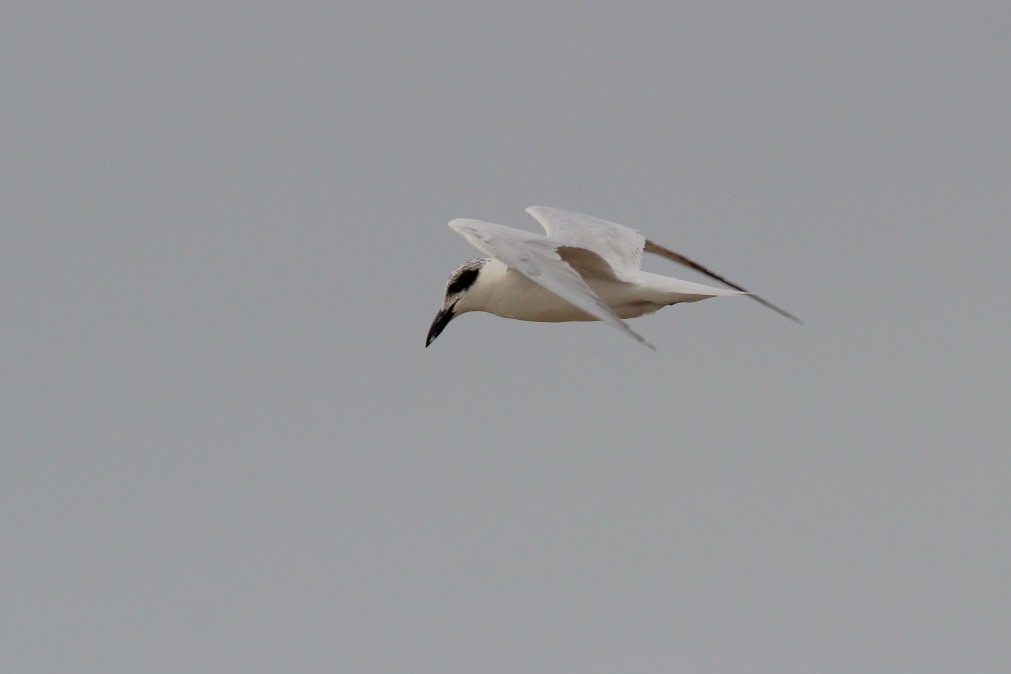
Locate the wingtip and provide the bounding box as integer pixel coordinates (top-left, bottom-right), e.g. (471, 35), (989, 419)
(626, 328), (656, 351)
(751, 296), (803, 325)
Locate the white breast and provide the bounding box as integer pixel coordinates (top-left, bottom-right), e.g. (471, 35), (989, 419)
(458, 259), (669, 322)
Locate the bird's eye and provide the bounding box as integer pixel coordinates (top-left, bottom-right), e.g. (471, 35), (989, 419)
(447, 267), (479, 295)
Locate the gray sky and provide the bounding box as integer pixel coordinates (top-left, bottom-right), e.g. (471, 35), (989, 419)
(3, 2), (1010, 672)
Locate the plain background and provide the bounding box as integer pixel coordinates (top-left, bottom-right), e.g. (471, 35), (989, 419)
(3, 2), (1010, 672)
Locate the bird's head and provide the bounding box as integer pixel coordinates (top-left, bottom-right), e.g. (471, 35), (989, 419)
(426, 258), (488, 347)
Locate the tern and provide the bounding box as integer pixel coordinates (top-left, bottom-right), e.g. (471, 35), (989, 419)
(426, 206), (800, 350)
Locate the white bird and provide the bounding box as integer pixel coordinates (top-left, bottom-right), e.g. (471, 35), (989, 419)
(426, 206), (800, 350)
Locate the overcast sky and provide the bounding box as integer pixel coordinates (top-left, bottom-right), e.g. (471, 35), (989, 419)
(3, 2), (1010, 672)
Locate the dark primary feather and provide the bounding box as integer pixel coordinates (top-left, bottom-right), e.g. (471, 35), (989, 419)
(643, 240), (802, 324)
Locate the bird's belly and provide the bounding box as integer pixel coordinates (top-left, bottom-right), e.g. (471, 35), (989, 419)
(485, 271), (665, 322)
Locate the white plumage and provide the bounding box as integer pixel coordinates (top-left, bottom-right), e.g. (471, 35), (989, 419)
(427, 207), (799, 349)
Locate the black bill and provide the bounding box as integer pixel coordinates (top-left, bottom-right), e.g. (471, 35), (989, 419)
(425, 304), (456, 347)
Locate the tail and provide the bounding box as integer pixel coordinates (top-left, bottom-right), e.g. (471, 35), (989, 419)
(648, 275), (748, 304)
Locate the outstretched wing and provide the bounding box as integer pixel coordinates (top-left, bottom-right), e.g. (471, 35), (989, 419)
(448, 218), (655, 349)
(528, 206), (801, 323)
(644, 239), (802, 324)
(525, 206), (645, 276)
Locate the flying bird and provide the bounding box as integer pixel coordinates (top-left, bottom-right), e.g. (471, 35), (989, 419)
(426, 206), (800, 350)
